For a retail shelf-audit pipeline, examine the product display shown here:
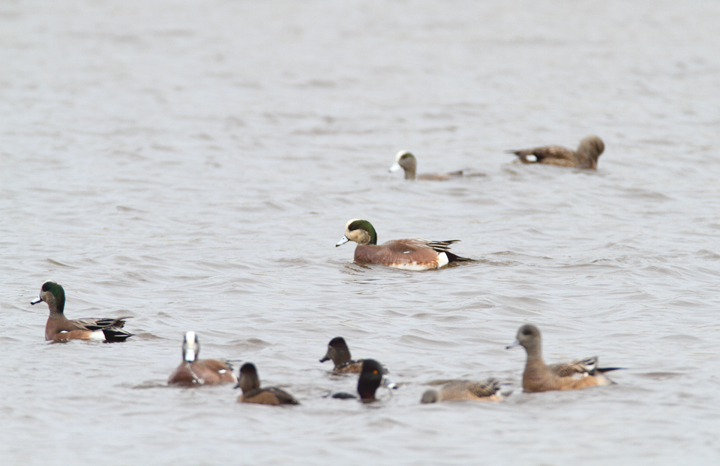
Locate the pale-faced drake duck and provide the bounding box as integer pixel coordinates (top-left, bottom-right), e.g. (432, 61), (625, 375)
(30, 280), (132, 342)
(389, 150), (485, 180)
(420, 379), (502, 403)
(336, 219), (472, 270)
(507, 324), (621, 393)
(320, 337), (364, 373)
(236, 363), (299, 406)
(508, 135), (604, 169)
(168, 331), (237, 386)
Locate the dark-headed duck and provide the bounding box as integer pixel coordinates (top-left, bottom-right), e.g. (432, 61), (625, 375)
(236, 363), (299, 406)
(336, 219), (472, 270)
(30, 280), (132, 342)
(320, 337), (363, 373)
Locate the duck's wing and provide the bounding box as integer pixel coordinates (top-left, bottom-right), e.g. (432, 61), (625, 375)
(266, 387), (300, 405)
(508, 145), (575, 164)
(464, 378), (501, 397)
(549, 357), (598, 377)
(70, 316), (132, 330)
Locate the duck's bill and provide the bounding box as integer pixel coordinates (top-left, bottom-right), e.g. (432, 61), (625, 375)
(389, 162), (401, 172)
(336, 236), (350, 247)
(319, 354), (330, 363)
(505, 340), (520, 350)
(382, 375), (397, 390)
(30, 298), (42, 305)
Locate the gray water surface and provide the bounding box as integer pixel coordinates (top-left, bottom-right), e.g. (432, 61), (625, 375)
(2, 1), (720, 465)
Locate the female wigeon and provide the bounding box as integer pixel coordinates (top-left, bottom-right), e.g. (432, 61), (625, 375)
(236, 363), (299, 406)
(507, 324), (621, 393)
(336, 219), (472, 270)
(508, 135), (604, 169)
(168, 331), (237, 386)
(389, 150), (485, 180)
(421, 379), (502, 403)
(30, 281), (132, 342)
(320, 337), (364, 373)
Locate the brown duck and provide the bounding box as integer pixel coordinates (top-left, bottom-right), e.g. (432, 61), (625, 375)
(508, 324), (621, 393)
(236, 363), (299, 406)
(31, 281), (132, 342)
(336, 219), (472, 270)
(168, 331), (237, 386)
(508, 135), (604, 169)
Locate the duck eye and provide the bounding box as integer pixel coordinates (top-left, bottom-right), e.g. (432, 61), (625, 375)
(373, 370), (378, 375)
(523, 329), (531, 336)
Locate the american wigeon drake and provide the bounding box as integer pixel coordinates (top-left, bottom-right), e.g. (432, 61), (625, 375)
(336, 219), (472, 270)
(320, 337), (364, 373)
(507, 324), (621, 393)
(236, 363), (299, 406)
(30, 280), (132, 342)
(389, 151), (485, 180)
(168, 331), (237, 386)
(508, 135), (605, 169)
(420, 379), (502, 403)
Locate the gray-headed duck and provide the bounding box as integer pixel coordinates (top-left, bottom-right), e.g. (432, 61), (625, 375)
(508, 135), (604, 169)
(168, 331), (237, 386)
(336, 219), (472, 270)
(421, 379), (502, 403)
(389, 150), (485, 180)
(31, 281), (132, 342)
(507, 324), (621, 393)
(236, 363), (299, 406)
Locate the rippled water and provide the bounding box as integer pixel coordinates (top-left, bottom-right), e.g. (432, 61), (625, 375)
(2, 0), (720, 464)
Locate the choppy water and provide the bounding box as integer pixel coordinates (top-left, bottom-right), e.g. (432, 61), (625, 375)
(2, 0), (720, 464)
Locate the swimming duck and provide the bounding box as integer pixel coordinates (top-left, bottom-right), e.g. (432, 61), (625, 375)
(320, 337), (364, 373)
(508, 135), (604, 169)
(336, 219), (472, 270)
(421, 379), (502, 403)
(30, 280), (132, 342)
(357, 359), (385, 402)
(236, 363), (299, 406)
(507, 324), (621, 393)
(389, 150), (484, 180)
(168, 331), (237, 386)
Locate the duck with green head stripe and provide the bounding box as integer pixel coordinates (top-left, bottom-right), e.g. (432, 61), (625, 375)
(31, 281), (133, 342)
(336, 219), (472, 271)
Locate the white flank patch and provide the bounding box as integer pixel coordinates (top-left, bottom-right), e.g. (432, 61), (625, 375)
(526, 155), (538, 162)
(89, 330), (106, 341)
(437, 253), (449, 268)
(391, 261), (436, 271)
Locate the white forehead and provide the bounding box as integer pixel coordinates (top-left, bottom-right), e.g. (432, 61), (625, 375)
(395, 150), (411, 162)
(184, 331), (197, 343)
(345, 218), (361, 230)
